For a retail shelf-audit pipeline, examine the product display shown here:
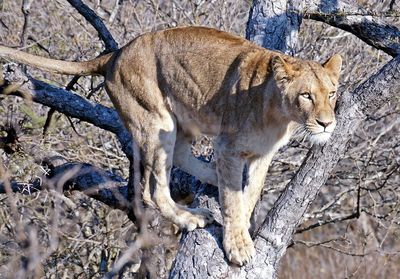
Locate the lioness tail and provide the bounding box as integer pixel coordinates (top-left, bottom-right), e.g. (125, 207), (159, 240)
(0, 45), (113, 76)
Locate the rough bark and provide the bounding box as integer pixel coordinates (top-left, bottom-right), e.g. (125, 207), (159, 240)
(246, 0), (302, 54)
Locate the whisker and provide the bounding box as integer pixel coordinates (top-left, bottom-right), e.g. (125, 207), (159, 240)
(291, 124), (310, 143)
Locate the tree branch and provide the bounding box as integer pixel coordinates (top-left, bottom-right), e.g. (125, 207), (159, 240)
(305, 12), (400, 57)
(299, 0), (400, 57)
(1, 64), (133, 158)
(247, 0), (400, 57)
(66, 0), (118, 52)
(0, 162), (130, 210)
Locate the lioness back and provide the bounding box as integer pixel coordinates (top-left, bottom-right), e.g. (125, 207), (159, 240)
(112, 27), (274, 137)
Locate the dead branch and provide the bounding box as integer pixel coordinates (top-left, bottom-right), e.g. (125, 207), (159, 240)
(305, 12), (400, 57)
(20, 0), (32, 48)
(0, 161), (130, 211)
(0, 64), (133, 158)
(66, 0), (118, 52)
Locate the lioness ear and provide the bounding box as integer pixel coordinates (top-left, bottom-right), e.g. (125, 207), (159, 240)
(271, 55), (298, 84)
(323, 54), (342, 84)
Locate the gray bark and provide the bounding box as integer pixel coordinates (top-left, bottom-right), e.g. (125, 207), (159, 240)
(246, 0), (302, 54)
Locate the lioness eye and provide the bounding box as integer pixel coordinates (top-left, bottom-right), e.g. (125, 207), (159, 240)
(300, 93), (312, 100)
(328, 91), (336, 99)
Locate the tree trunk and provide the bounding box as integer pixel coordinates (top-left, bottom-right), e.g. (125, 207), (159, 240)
(246, 0), (302, 54)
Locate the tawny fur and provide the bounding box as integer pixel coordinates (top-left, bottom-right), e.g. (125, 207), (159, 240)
(0, 26), (342, 266)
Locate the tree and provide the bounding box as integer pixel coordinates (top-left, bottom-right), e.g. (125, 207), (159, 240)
(1, 0), (399, 278)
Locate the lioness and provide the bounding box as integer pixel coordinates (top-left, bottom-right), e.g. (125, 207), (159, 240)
(0, 26), (341, 265)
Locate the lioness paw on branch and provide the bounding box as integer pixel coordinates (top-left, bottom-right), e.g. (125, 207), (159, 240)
(0, 26), (341, 266)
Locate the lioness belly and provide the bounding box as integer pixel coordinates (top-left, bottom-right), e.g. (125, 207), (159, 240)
(168, 96), (221, 137)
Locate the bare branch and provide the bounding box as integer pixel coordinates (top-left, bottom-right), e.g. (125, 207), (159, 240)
(297, 0), (400, 56)
(304, 12), (400, 57)
(66, 0), (119, 52)
(296, 211), (359, 234)
(0, 161), (132, 214)
(20, 0), (32, 47)
(109, 0), (124, 24)
(0, 64), (133, 158)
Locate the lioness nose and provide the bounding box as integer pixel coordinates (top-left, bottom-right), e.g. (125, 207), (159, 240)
(316, 119), (332, 128)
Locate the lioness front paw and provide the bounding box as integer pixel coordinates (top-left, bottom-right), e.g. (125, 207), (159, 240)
(177, 207), (214, 231)
(223, 227), (255, 266)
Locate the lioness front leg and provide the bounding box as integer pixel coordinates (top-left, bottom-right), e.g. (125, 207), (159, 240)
(216, 152), (255, 266)
(243, 155), (273, 229)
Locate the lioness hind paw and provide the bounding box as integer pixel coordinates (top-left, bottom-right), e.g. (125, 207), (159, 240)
(178, 207), (214, 231)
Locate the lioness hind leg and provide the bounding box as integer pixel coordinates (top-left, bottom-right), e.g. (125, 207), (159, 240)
(140, 115), (214, 231)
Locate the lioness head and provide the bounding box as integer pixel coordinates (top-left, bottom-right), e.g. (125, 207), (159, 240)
(272, 54), (342, 144)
